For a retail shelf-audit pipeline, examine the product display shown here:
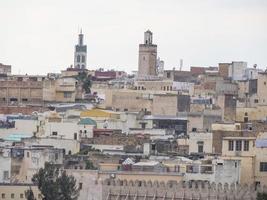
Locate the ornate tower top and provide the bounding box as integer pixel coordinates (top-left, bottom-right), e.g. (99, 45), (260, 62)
(78, 29), (84, 45)
(144, 30), (153, 45)
(74, 29), (87, 69)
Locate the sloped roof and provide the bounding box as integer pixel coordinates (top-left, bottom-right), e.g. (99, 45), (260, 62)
(78, 118), (97, 126)
(80, 109), (120, 118)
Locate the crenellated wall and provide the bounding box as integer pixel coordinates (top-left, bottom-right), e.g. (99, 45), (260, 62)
(101, 179), (267, 200)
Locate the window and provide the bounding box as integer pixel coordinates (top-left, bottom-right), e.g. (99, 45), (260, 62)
(3, 171), (9, 180)
(74, 133), (77, 140)
(52, 131), (58, 136)
(55, 153), (58, 160)
(64, 92), (72, 98)
(79, 182), (83, 189)
(10, 98), (18, 102)
(264, 82), (266, 85)
(82, 55), (85, 62)
(228, 140), (234, 151)
(198, 144), (204, 153)
(236, 140), (242, 151)
(11, 193), (14, 198)
(254, 99), (259, 103)
(244, 140), (249, 151)
(20, 194), (24, 198)
(22, 98), (28, 102)
(197, 141), (204, 153)
(141, 123), (146, 129)
(167, 72), (171, 78)
(77, 55), (80, 62)
(2, 193), (5, 198)
(260, 162), (267, 172)
(138, 181), (142, 187)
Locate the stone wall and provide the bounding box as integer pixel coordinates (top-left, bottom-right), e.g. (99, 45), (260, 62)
(0, 106), (47, 115)
(102, 179), (266, 200)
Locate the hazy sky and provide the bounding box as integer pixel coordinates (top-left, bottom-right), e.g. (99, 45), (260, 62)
(1, 0), (267, 75)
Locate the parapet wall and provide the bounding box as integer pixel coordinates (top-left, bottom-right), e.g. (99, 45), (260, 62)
(102, 179), (267, 200)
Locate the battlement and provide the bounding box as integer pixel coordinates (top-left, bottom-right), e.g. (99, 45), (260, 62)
(102, 179), (267, 200)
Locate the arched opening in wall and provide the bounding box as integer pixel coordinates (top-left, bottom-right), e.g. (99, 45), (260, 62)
(81, 64), (85, 69)
(68, 150), (72, 155)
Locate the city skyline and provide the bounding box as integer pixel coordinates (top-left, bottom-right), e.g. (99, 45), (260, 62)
(1, 0), (267, 75)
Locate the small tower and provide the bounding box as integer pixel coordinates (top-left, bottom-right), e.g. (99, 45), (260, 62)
(138, 30), (157, 78)
(144, 30), (153, 45)
(74, 29), (87, 69)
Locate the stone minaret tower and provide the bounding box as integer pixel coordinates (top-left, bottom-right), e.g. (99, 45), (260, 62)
(138, 30), (157, 78)
(74, 30), (87, 69)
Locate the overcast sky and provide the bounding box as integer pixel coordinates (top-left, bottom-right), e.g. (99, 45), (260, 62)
(0, 0), (267, 75)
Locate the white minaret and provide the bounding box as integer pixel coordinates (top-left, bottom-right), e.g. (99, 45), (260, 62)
(74, 29), (87, 69)
(138, 30), (157, 78)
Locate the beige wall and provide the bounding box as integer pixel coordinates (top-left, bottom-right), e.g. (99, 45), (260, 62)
(113, 172), (183, 183)
(134, 80), (173, 91)
(138, 45), (157, 77)
(254, 147), (267, 185)
(0, 81), (43, 104)
(43, 78), (76, 102)
(188, 132), (213, 154)
(258, 73), (267, 104)
(236, 105), (267, 122)
(152, 94), (177, 116)
(0, 185), (41, 200)
(221, 138), (256, 184)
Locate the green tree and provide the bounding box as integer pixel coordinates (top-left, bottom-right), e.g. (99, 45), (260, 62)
(31, 162), (79, 200)
(257, 192), (267, 200)
(25, 187), (36, 200)
(85, 160), (97, 170)
(76, 71), (92, 94)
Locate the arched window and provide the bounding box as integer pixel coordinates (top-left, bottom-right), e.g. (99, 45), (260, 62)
(77, 55), (80, 62)
(82, 55), (85, 62)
